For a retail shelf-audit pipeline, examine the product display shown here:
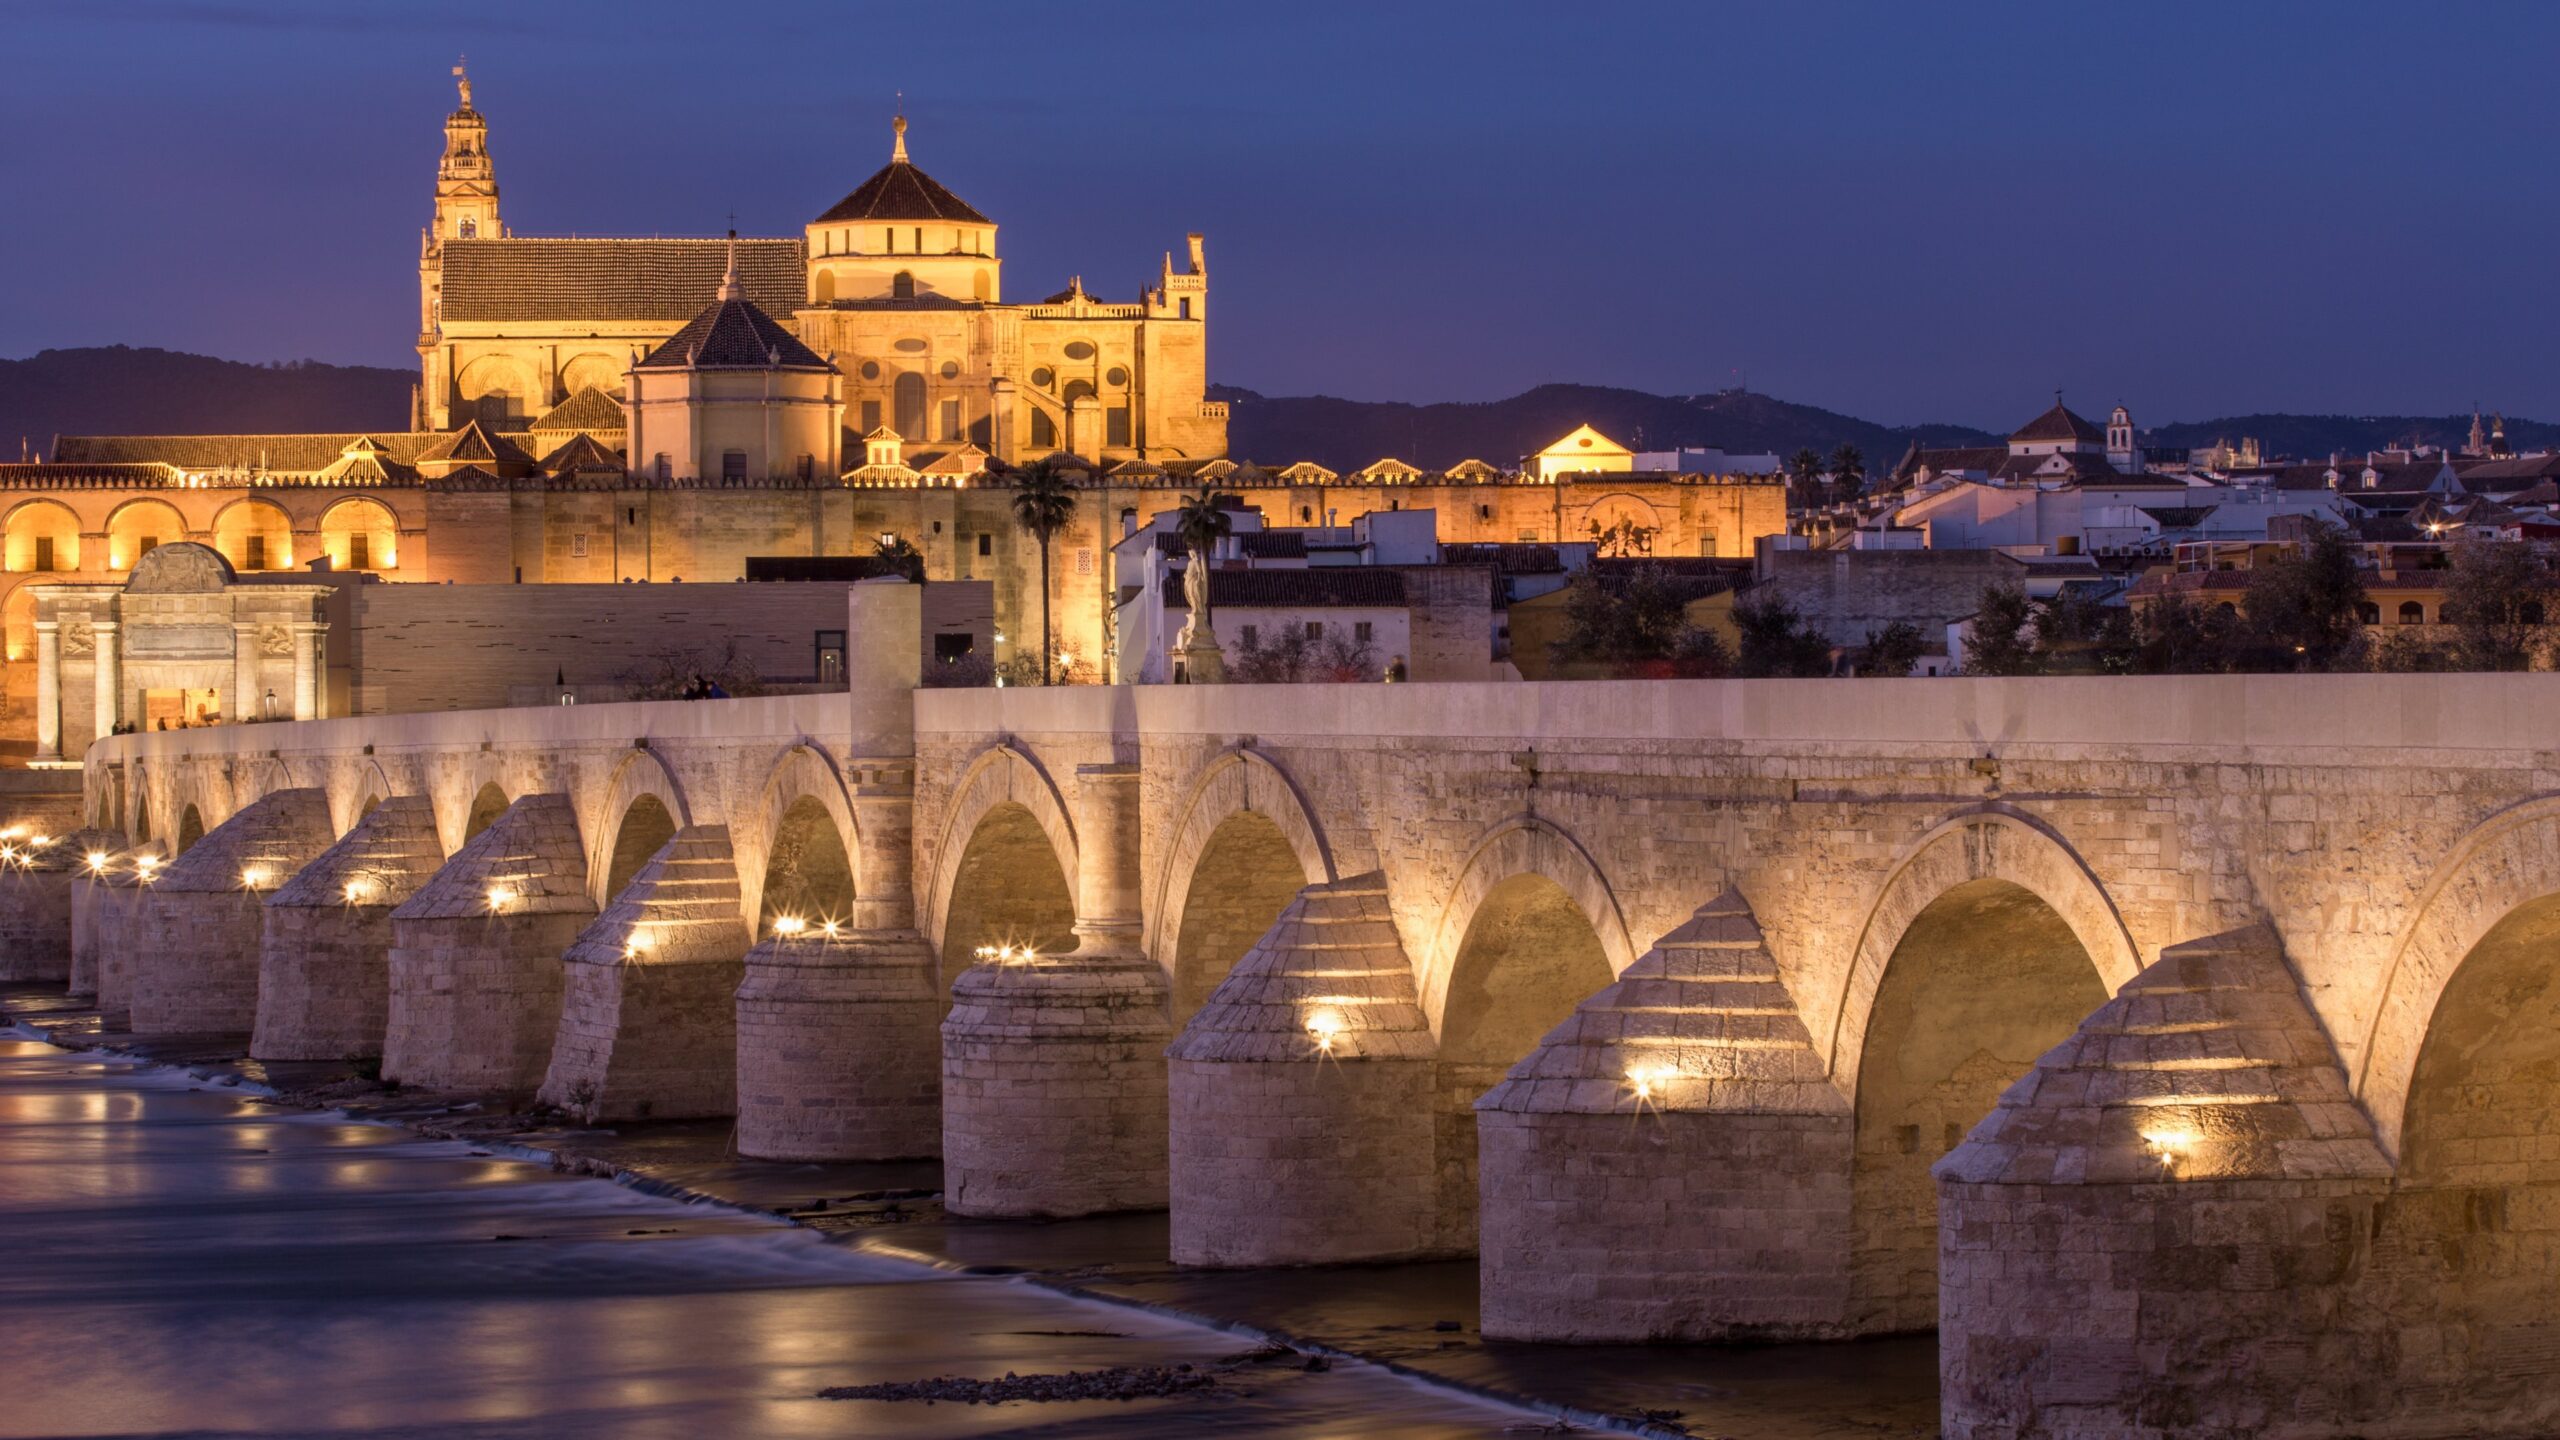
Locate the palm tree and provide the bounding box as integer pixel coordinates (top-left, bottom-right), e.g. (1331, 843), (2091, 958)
(870, 531), (922, 582)
(1826, 443), (1866, 503)
(1009, 456), (1080, 684)
(1173, 485), (1234, 632)
(1787, 447), (1826, 508)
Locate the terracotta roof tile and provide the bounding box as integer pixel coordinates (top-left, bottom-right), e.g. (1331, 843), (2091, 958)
(638, 297), (829, 370)
(440, 237), (805, 323)
(812, 159), (991, 226)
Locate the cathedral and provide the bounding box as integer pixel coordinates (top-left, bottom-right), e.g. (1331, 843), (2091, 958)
(415, 66), (1226, 469)
(0, 68), (1785, 755)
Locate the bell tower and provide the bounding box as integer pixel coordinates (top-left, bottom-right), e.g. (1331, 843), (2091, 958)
(433, 61), (501, 243)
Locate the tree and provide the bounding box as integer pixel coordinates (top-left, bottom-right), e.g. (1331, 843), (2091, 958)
(1827, 443), (1866, 504)
(1229, 626), (1378, 683)
(2032, 586), (2137, 674)
(1733, 593), (1834, 677)
(1008, 457), (1079, 684)
(2239, 521), (2366, 668)
(2132, 592), (2245, 674)
(870, 531), (923, 582)
(1587, 515), (1657, 558)
(1963, 582), (2039, 676)
(1786, 447), (1827, 509)
(1859, 619), (1925, 677)
(2441, 541), (2553, 671)
(1551, 565), (1696, 671)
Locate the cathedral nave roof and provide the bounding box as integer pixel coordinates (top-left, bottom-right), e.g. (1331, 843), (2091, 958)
(439, 237), (805, 323)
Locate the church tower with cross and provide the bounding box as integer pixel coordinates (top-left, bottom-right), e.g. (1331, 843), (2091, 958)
(411, 74), (1225, 463)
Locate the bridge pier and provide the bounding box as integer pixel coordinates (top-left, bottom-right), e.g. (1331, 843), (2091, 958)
(251, 796), (442, 1061)
(91, 848), (162, 1016)
(1477, 889), (1857, 1341)
(1167, 872), (1440, 1266)
(126, 789), (333, 1035)
(1935, 926), (2392, 1440)
(540, 826), (749, 1122)
(383, 793), (594, 1094)
(736, 762), (941, 1160)
(0, 828), (111, 984)
(942, 762), (1171, 1217)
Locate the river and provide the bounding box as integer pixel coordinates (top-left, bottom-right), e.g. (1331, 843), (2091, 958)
(0, 1038), (1601, 1439)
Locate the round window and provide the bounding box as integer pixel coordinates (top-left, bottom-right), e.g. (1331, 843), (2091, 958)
(940, 361), (960, 380)
(1105, 366), (1128, 387)
(1063, 341), (1096, 361)
(859, 360), (881, 381)
(1031, 367), (1055, 389)
(893, 338), (928, 354)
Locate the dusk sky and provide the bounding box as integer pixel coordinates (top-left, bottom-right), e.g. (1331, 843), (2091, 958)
(7, 1), (2557, 428)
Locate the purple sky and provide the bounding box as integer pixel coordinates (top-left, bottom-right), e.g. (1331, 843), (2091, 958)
(5, 1), (2555, 428)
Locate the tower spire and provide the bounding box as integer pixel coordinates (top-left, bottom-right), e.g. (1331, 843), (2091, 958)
(892, 111), (908, 164)
(453, 56), (472, 111)
(718, 228), (742, 301)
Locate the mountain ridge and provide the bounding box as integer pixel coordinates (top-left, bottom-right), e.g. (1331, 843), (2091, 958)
(3, 346), (2547, 475)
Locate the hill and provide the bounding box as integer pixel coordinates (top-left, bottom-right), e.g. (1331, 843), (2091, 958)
(1, 347), (412, 455)
(2137, 412), (2560, 462)
(1217, 382), (1998, 472)
(8, 346), (2552, 476)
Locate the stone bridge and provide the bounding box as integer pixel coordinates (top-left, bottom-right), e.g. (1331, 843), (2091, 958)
(32, 587), (2560, 1437)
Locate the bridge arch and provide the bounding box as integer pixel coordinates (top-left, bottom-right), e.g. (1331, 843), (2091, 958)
(927, 743), (1079, 994)
(1829, 804), (2135, 1335)
(1419, 815), (1634, 1032)
(742, 743), (861, 930)
(1420, 814), (1632, 1252)
(1148, 748), (1335, 1019)
(1828, 806), (2139, 1087)
(924, 743), (1078, 954)
(2359, 796), (2560, 1156)
(335, 758), (397, 835)
(587, 749), (692, 906)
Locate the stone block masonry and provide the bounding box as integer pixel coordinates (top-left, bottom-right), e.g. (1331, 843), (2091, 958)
(0, 829), (117, 983)
(125, 789), (334, 1035)
(735, 926), (942, 1160)
(383, 793), (593, 1094)
(1934, 926), (2393, 1439)
(941, 949), (1172, 1217)
(1167, 872), (1440, 1266)
(539, 826), (749, 1122)
(252, 795), (444, 1060)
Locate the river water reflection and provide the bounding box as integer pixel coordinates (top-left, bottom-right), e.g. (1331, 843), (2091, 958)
(0, 1040), (1587, 1439)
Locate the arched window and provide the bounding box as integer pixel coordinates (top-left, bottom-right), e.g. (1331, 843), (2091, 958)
(458, 217), (476, 239)
(2399, 601), (2426, 625)
(2525, 600), (2548, 626)
(1030, 409), (1057, 449)
(2356, 602), (2380, 625)
(892, 271), (915, 300)
(893, 371), (927, 439)
(813, 270), (837, 305)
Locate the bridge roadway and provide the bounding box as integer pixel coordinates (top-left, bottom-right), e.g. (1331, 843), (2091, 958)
(18, 586), (2560, 1438)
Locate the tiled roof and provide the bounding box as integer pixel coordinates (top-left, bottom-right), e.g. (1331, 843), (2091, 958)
(812, 159), (991, 226)
(439, 238), (806, 322)
(1209, 568), (1406, 608)
(638, 296), (830, 369)
(0, 462), (183, 488)
(52, 433), (448, 470)
(1237, 531), (1307, 559)
(1901, 445), (2008, 478)
(2009, 401), (2106, 445)
(528, 385), (626, 435)
(2453, 453), (2560, 492)
(416, 419), (536, 468)
(1440, 542), (1564, 573)
(539, 433), (624, 475)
